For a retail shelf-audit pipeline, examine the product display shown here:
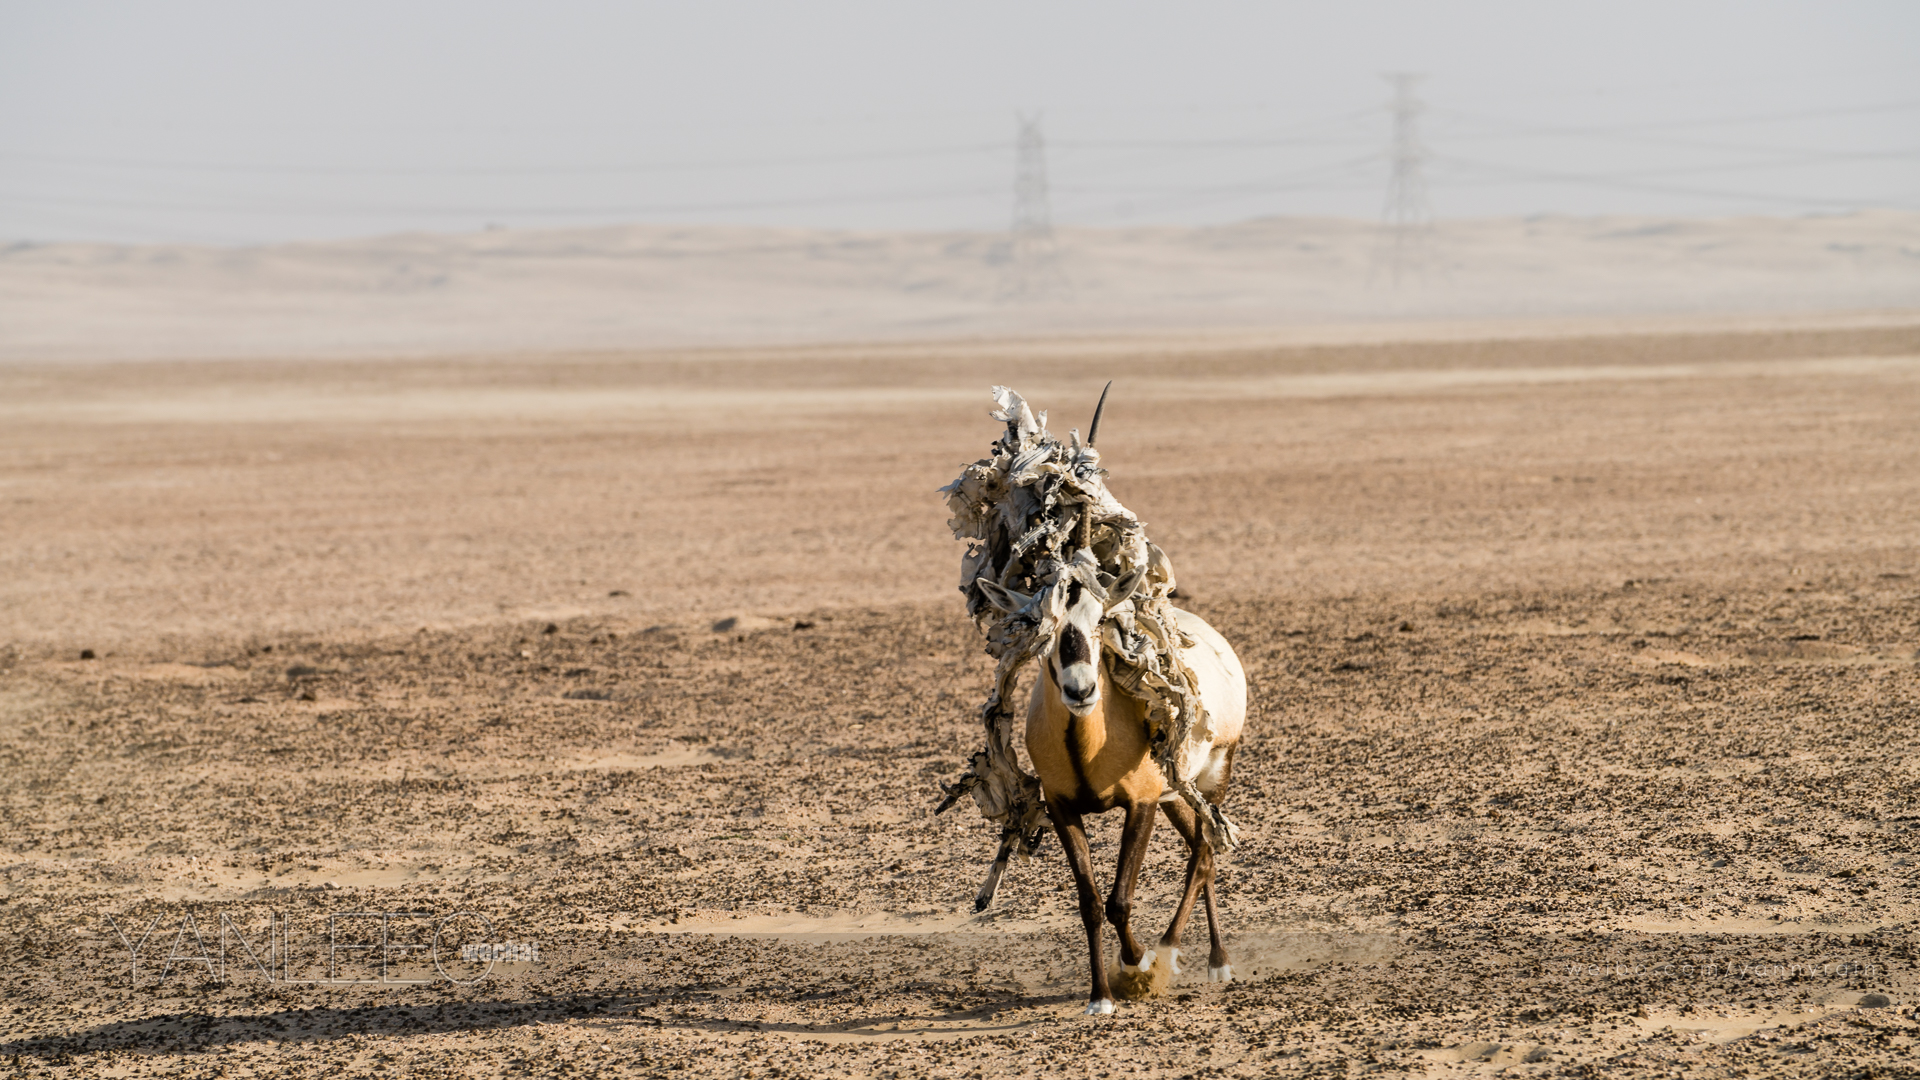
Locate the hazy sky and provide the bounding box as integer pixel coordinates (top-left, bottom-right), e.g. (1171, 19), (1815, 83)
(2, 1), (1915, 243)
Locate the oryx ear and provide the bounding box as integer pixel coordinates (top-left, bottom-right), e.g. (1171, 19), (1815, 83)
(1103, 566), (1148, 610)
(975, 578), (1033, 614)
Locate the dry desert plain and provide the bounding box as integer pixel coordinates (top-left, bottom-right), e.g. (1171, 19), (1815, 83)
(4, 317), (1920, 1078)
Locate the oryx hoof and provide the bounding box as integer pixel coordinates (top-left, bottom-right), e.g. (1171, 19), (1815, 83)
(1111, 949), (1171, 1000)
(1208, 963), (1234, 983)
(1084, 998), (1115, 1016)
(1163, 946), (1182, 975)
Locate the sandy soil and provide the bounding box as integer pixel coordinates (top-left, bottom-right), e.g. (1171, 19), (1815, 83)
(4, 317), (1920, 1077)
(5, 212), (1918, 360)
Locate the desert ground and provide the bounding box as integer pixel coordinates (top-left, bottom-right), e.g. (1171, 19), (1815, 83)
(4, 317), (1920, 1078)
(6, 212), (1919, 361)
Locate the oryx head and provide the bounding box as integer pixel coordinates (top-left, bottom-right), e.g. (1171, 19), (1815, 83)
(976, 554), (1148, 717)
(971, 381), (1141, 717)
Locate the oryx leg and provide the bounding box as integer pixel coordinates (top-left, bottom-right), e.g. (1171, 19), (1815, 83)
(1107, 800), (1155, 966)
(1105, 799), (1171, 1000)
(1201, 875), (1231, 982)
(1154, 798), (1215, 977)
(1046, 799), (1114, 1015)
(1199, 768), (1234, 983)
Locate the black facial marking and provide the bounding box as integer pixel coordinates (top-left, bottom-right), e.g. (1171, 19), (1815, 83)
(1059, 623), (1091, 666)
(1067, 579), (1084, 607)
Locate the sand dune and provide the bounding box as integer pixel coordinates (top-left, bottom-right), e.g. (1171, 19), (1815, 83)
(3, 210), (1916, 361)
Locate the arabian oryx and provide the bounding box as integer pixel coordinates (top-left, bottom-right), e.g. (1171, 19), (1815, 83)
(971, 397), (1249, 1017)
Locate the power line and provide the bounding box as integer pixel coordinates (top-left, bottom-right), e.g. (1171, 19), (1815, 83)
(1051, 107), (1382, 151)
(1429, 96), (1920, 141)
(1065, 154), (1383, 221)
(1430, 155), (1907, 211)
(1053, 135), (1372, 151)
(1057, 152), (1386, 196)
(0, 142), (1006, 178)
(1437, 149), (1920, 185)
(5, 89), (1917, 240)
(1443, 128), (1920, 165)
(0, 184), (1004, 219)
(1447, 65), (1918, 107)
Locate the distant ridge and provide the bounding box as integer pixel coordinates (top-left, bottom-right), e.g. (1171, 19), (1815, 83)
(3, 212), (1917, 361)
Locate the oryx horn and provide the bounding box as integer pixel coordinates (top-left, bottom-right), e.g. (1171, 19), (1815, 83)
(1085, 381), (1112, 447)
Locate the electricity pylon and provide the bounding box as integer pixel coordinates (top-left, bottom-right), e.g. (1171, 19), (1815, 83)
(1375, 72), (1434, 288)
(1001, 112), (1064, 300)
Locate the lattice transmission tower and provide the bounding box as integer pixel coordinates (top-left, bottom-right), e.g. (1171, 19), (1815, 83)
(1000, 112), (1064, 299)
(1375, 72), (1434, 287)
